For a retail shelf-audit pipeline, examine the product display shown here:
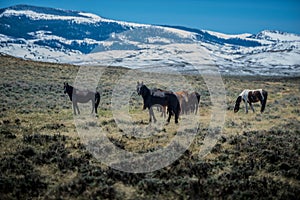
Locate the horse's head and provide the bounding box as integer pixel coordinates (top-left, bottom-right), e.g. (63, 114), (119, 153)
(63, 82), (69, 94)
(234, 96), (242, 113)
(136, 81), (144, 95)
(136, 81), (151, 97)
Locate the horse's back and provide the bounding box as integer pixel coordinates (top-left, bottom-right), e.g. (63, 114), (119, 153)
(75, 90), (90, 96)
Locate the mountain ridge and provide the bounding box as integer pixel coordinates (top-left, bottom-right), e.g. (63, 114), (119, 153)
(0, 4), (299, 76)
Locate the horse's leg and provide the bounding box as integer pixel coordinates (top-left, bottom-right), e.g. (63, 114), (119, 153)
(161, 106), (165, 118)
(192, 103), (195, 114)
(259, 92), (267, 113)
(183, 101), (187, 115)
(167, 113), (171, 123)
(174, 108), (179, 124)
(249, 102), (255, 113)
(157, 106), (161, 112)
(166, 106), (168, 117)
(162, 106), (166, 118)
(159, 106), (163, 117)
(77, 103), (80, 115)
(245, 101), (248, 114)
(74, 102), (80, 115)
(260, 100), (265, 113)
(94, 102), (98, 115)
(72, 101), (77, 115)
(95, 93), (100, 115)
(167, 107), (171, 123)
(148, 108), (152, 122)
(151, 107), (157, 123)
(91, 99), (95, 114)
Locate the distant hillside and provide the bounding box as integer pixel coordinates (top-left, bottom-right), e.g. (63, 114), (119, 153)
(0, 4), (300, 76)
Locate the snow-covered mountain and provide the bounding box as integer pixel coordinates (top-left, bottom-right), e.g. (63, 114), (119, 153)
(1, 4), (300, 76)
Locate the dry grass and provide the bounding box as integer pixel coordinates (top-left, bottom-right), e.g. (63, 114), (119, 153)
(0, 55), (299, 199)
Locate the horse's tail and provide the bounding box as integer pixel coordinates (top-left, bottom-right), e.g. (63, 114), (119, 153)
(195, 93), (200, 114)
(196, 93), (201, 104)
(261, 90), (268, 113)
(95, 92), (101, 113)
(167, 94), (180, 116)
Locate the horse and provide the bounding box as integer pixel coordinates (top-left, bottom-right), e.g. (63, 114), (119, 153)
(63, 82), (101, 115)
(175, 91), (189, 115)
(136, 82), (181, 124)
(151, 88), (169, 118)
(187, 92), (201, 114)
(234, 89), (268, 113)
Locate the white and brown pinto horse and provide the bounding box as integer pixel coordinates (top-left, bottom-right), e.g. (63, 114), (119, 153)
(234, 89), (268, 113)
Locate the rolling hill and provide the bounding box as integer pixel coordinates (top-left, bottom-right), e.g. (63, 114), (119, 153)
(0, 4), (300, 76)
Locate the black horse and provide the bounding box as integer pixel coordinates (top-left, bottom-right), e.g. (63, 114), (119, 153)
(64, 82), (101, 115)
(137, 82), (180, 124)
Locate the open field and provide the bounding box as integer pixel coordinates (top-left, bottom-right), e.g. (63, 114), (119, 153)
(0, 55), (299, 199)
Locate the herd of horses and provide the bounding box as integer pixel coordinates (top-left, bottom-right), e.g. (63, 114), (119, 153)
(64, 82), (268, 124)
(136, 81), (201, 124)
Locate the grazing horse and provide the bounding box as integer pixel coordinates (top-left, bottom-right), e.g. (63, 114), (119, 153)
(64, 82), (101, 115)
(136, 82), (181, 124)
(187, 92), (201, 114)
(234, 89), (268, 113)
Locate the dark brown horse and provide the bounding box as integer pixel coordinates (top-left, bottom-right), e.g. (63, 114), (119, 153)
(234, 89), (268, 113)
(64, 82), (100, 115)
(137, 82), (180, 124)
(151, 88), (169, 118)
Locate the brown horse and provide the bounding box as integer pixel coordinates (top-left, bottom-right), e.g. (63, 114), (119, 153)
(234, 89), (268, 113)
(64, 82), (101, 115)
(151, 89), (200, 116)
(175, 91), (189, 115)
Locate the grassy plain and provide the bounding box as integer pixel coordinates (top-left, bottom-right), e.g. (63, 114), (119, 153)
(0, 55), (299, 199)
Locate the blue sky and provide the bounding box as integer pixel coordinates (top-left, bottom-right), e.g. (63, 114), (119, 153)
(1, 0), (300, 34)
